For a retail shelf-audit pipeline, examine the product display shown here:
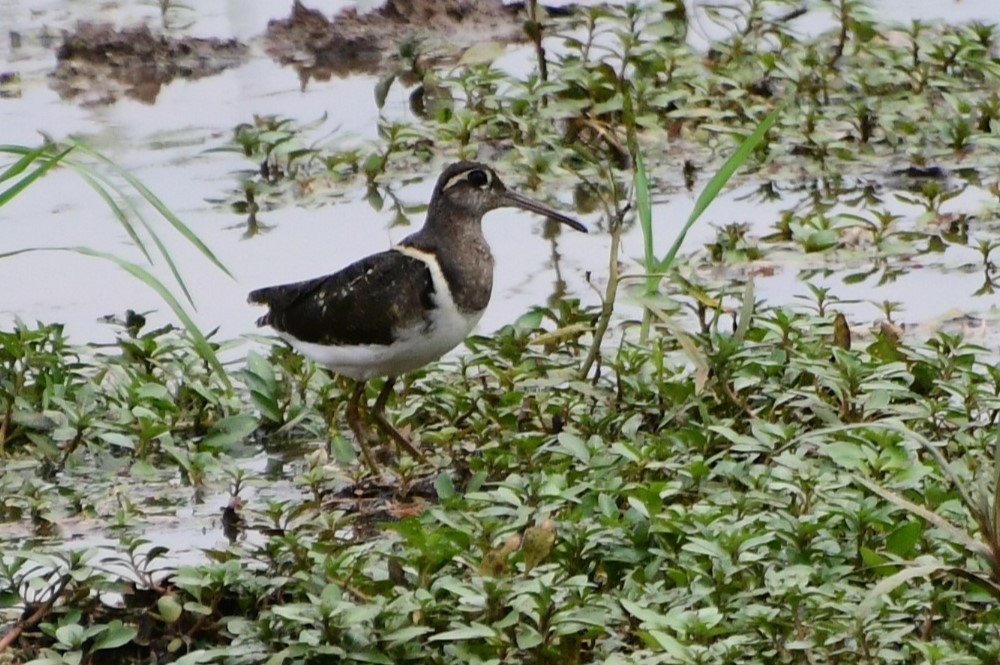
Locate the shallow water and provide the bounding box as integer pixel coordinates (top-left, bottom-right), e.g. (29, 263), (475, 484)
(1, 0), (997, 348)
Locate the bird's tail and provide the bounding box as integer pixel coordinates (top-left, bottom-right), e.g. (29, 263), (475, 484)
(247, 287), (278, 328)
(247, 286), (277, 305)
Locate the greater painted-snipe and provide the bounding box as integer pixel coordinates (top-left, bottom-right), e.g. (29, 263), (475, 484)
(248, 161), (587, 473)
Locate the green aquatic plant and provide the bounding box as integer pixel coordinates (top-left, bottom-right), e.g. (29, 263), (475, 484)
(6, 0), (1000, 662)
(634, 104), (783, 342)
(0, 141), (233, 386)
(5, 298), (1000, 662)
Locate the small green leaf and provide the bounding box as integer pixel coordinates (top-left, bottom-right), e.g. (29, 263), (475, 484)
(435, 473), (456, 500)
(56, 624), (85, 647)
(200, 414), (259, 452)
(158, 595), (183, 624)
(250, 390), (283, 423)
(184, 602), (213, 616)
(860, 547), (888, 570)
(886, 521), (923, 557)
(824, 440), (871, 471)
(245, 351), (276, 390)
(91, 621), (137, 650)
(172, 650), (220, 664)
(513, 308), (544, 332)
(645, 629), (692, 656)
(516, 625), (544, 649)
(382, 625), (433, 645)
(556, 432), (590, 463)
(803, 229), (839, 252)
(621, 599), (665, 626)
(374, 73), (396, 109)
(330, 434), (358, 465)
(363, 153), (385, 179)
(130, 460), (159, 480)
(457, 41), (507, 65)
(137, 383), (171, 400)
(429, 623), (497, 641)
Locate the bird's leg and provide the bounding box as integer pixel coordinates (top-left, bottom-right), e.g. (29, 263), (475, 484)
(345, 381), (380, 474)
(372, 377), (426, 462)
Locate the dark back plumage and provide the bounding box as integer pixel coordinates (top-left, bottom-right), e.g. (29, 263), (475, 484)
(248, 251), (435, 346)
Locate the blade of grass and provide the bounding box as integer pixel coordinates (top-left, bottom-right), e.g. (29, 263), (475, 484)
(994, 434), (1000, 552)
(636, 150), (654, 295)
(621, 83), (652, 282)
(0, 144), (46, 165)
(796, 420), (979, 514)
(0, 146), (46, 184)
(732, 274), (755, 344)
(637, 103), (783, 341)
(654, 104), (784, 279)
(72, 141), (234, 279)
(0, 146), (74, 208)
(854, 475), (992, 558)
(70, 164), (194, 306)
(0, 246), (230, 389)
(3, 141), (228, 306)
(857, 559), (948, 619)
(648, 304), (710, 393)
(73, 169), (154, 265)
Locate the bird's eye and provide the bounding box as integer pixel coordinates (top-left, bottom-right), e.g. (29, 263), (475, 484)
(467, 169), (489, 187)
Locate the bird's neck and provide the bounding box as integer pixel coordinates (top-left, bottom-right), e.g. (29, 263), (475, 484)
(412, 202), (490, 251)
(399, 206), (495, 314)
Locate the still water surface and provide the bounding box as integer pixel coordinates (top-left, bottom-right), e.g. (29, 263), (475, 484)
(0, 0), (997, 348)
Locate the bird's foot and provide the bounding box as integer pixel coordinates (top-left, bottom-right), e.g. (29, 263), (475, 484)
(373, 414), (426, 464)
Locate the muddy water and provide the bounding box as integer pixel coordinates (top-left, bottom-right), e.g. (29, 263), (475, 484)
(0, 0), (998, 352)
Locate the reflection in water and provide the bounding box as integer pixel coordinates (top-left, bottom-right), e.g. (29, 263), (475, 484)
(263, 0), (537, 89)
(1, 0), (999, 350)
(51, 23), (247, 106)
(690, 165), (1000, 340)
(543, 217), (570, 307)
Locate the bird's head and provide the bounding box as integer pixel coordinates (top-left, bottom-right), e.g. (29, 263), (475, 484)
(429, 161), (587, 232)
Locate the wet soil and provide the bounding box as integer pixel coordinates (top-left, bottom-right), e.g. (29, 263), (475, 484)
(44, 0), (578, 106)
(264, 0), (574, 84)
(50, 23), (248, 106)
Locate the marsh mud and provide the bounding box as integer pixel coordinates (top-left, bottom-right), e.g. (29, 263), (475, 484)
(45, 0), (579, 105)
(51, 22), (248, 105)
(264, 0), (575, 82)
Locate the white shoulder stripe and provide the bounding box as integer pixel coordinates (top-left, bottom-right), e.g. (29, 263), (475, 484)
(393, 245), (438, 266)
(393, 245), (452, 308)
(286, 245), (484, 380)
(394, 245), (475, 320)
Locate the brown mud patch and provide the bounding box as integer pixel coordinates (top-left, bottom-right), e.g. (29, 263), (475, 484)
(264, 0), (574, 85)
(51, 23), (248, 106)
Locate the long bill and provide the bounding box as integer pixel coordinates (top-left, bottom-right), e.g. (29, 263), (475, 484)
(502, 190), (588, 233)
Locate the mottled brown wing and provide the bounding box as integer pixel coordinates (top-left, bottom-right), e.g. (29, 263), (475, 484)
(248, 249), (435, 346)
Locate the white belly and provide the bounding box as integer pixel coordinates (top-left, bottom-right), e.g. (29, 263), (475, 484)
(283, 306), (482, 380)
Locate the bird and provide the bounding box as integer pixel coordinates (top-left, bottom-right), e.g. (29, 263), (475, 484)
(248, 161), (587, 474)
